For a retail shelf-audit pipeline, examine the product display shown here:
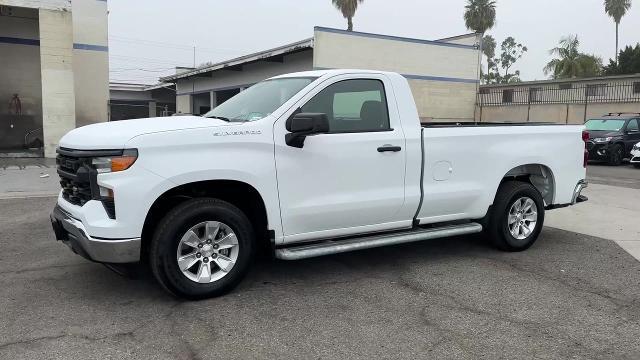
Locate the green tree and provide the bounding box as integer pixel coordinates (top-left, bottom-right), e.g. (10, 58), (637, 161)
(499, 37), (527, 83)
(332, 0), (365, 31)
(603, 44), (640, 75)
(544, 35), (603, 79)
(484, 37), (528, 84)
(464, 0), (497, 34)
(604, 0), (632, 64)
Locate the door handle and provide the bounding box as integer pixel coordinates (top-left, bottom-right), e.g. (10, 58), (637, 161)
(377, 145), (402, 153)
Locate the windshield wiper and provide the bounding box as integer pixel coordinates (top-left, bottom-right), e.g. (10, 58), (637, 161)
(204, 115), (231, 122)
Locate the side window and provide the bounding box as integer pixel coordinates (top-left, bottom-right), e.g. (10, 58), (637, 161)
(301, 79), (390, 132)
(627, 119), (639, 132)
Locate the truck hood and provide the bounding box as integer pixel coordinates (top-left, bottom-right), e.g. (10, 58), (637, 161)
(59, 116), (232, 150)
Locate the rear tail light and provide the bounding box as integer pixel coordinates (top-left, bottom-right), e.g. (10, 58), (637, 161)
(582, 130), (589, 168)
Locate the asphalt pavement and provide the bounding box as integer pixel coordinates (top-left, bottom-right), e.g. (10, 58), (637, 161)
(587, 162), (640, 189)
(1, 196), (640, 359)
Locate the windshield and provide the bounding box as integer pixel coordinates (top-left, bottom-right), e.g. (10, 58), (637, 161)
(585, 119), (626, 131)
(203, 77), (317, 122)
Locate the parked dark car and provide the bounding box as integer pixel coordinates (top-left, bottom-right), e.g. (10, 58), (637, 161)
(585, 113), (640, 166)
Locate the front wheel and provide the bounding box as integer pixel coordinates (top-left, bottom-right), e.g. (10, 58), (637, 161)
(487, 181), (545, 252)
(149, 198), (255, 300)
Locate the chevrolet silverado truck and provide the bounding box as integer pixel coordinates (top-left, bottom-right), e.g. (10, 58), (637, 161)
(51, 69), (589, 299)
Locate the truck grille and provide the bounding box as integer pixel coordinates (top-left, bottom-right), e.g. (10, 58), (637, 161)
(56, 153), (93, 206)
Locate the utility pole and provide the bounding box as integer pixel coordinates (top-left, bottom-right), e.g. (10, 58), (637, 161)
(192, 45), (196, 114)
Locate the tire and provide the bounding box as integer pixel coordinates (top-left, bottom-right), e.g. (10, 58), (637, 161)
(607, 144), (623, 166)
(149, 198), (255, 300)
(487, 181), (545, 252)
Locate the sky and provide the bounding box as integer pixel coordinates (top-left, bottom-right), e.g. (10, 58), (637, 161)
(107, 0), (640, 85)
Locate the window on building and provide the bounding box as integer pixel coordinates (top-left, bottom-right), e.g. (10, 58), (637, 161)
(634, 82), (640, 94)
(559, 83), (573, 90)
(301, 79), (390, 132)
(586, 84), (607, 97)
(502, 89), (514, 103)
(529, 87), (542, 103)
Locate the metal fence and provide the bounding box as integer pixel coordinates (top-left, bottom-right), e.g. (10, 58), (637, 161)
(476, 81), (640, 123)
(478, 81), (640, 107)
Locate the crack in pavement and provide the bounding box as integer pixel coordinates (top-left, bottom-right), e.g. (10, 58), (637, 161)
(476, 254), (640, 312)
(0, 302), (182, 351)
(0, 263), (88, 276)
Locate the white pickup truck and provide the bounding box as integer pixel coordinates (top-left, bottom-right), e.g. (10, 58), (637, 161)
(51, 69), (589, 299)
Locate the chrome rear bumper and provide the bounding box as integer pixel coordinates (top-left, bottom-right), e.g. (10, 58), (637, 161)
(572, 180), (588, 205)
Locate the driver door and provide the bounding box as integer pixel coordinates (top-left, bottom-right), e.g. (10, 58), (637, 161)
(274, 75), (408, 243)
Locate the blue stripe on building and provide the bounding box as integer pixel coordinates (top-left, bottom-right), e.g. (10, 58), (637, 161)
(0, 37), (40, 46)
(73, 43), (108, 52)
(0, 37), (108, 52)
(403, 74), (479, 84)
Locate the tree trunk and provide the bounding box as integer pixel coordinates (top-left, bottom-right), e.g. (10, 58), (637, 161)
(347, 16), (353, 31)
(615, 21), (619, 64)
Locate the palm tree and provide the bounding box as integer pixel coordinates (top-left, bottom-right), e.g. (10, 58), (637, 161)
(482, 35), (497, 76)
(464, 0), (497, 34)
(332, 0), (365, 31)
(544, 35), (603, 79)
(604, 0), (632, 64)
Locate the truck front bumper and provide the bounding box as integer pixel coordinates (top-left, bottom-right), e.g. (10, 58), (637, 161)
(50, 205), (141, 263)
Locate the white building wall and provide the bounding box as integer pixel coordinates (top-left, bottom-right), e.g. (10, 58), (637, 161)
(312, 27), (481, 121)
(39, 8), (75, 157)
(1, 0), (109, 156)
(438, 33), (480, 47)
(71, 0), (109, 127)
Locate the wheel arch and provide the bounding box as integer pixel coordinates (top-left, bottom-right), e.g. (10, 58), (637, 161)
(141, 179), (272, 262)
(501, 163), (556, 206)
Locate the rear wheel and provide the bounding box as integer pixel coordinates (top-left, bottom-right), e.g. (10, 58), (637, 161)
(607, 144), (624, 166)
(487, 181), (545, 252)
(149, 198), (254, 299)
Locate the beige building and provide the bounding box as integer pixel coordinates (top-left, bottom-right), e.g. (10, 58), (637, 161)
(0, 0), (108, 158)
(477, 74), (640, 124)
(162, 27), (482, 123)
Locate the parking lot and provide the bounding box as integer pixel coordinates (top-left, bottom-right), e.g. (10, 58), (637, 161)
(1, 163), (640, 359)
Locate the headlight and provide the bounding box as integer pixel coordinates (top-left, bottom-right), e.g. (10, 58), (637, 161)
(92, 149), (138, 173)
(593, 137), (613, 143)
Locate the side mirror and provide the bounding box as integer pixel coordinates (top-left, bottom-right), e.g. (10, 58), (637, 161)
(285, 112), (329, 148)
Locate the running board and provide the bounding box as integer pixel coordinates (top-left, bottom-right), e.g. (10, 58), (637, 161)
(275, 223), (483, 260)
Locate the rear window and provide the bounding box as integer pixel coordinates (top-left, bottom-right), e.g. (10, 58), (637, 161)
(585, 119), (626, 131)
